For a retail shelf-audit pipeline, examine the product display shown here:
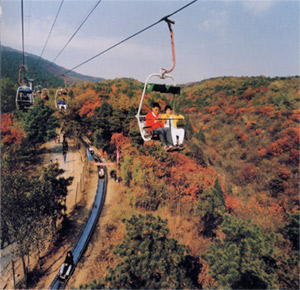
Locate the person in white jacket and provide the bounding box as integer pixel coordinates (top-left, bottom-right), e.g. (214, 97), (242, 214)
(161, 105), (185, 149)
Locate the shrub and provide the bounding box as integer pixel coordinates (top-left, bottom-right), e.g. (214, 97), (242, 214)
(237, 163), (257, 185)
(269, 178), (284, 197)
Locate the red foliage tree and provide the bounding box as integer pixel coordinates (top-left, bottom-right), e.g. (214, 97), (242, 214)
(237, 131), (248, 142)
(206, 105), (220, 115)
(242, 87), (255, 99)
(224, 193), (241, 213)
(289, 149), (300, 165)
(278, 166), (291, 180)
(110, 132), (129, 149)
(1, 113), (26, 146)
(258, 148), (267, 157)
(260, 105), (275, 117)
(79, 98), (102, 117)
(237, 163), (257, 185)
(225, 107), (235, 115)
(201, 114), (211, 123)
(290, 109), (300, 122)
(236, 107), (247, 115)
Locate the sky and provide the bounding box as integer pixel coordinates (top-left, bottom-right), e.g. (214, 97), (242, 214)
(1, 0), (299, 84)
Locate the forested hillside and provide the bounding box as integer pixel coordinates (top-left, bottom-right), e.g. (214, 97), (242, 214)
(1, 75), (299, 289)
(1, 46), (104, 88)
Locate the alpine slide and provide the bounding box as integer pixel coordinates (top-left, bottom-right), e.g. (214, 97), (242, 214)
(49, 140), (107, 290)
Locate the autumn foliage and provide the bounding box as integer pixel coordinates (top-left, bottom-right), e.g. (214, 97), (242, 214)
(2, 75), (299, 289)
(1, 113), (26, 145)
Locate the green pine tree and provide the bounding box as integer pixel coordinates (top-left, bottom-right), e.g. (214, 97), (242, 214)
(23, 98), (59, 148)
(91, 102), (113, 148)
(275, 212), (300, 289)
(196, 177), (226, 237)
(103, 214), (201, 289)
(1, 78), (17, 113)
(203, 214), (277, 289)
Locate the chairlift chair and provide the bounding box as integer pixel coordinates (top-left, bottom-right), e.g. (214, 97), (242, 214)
(135, 18), (184, 144)
(16, 85), (34, 110)
(33, 85), (42, 94)
(55, 88), (68, 110)
(135, 72), (181, 142)
(41, 88), (49, 101)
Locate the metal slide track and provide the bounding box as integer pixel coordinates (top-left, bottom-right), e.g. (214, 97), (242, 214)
(49, 173), (107, 289)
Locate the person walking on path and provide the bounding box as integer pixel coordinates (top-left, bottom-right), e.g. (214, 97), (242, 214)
(62, 139), (69, 163)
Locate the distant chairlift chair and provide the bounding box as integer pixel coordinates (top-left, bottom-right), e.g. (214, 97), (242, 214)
(16, 85), (34, 110)
(55, 88), (68, 110)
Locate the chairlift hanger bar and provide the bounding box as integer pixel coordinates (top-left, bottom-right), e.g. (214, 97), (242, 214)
(63, 74), (67, 88)
(161, 18), (176, 75)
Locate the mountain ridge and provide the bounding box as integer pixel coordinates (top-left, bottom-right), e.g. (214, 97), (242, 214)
(1, 45), (105, 87)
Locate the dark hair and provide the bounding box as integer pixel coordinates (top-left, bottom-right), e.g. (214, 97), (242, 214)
(152, 102), (160, 109)
(164, 105), (172, 111)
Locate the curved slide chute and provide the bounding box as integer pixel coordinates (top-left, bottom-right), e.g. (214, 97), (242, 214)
(49, 163), (107, 289)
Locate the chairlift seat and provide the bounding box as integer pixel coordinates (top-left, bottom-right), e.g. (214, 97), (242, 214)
(142, 126), (160, 140)
(19, 88), (32, 93)
(146, 83), (181, 94)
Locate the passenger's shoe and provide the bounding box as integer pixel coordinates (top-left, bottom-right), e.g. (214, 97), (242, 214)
(167, 146), (173, 152)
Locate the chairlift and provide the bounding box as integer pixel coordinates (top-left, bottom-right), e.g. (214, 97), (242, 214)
(55, 75), (68, 110)
(16, 66), (34, 110)
(33, 85), (42, 94)
(136, 73), (181, 142)
(16, 85), (34, 110)
(55, 88), (68, 110)
(41, 88), (49, 102)
(135, 18), (183, 143)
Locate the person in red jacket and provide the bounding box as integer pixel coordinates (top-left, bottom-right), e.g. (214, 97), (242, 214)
(146, 102), (173, 151)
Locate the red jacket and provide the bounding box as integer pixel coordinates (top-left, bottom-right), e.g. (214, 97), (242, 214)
(146, 111), (163, 132)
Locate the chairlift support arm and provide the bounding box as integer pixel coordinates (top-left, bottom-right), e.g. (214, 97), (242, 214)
(161, 18), (176, 75)
(63, 74), (67, 88)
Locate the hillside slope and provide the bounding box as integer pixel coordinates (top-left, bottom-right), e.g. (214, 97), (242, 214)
(55, 76), (299, 289)
(181, 76), (299, 209)
(1, 45), (105, 87)
(1, 75), (299, 289)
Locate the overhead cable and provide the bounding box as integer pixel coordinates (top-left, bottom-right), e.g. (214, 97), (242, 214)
(21, 0), (25, 67)
(59, 0), (198, 76)
(49, 0), (103, 66)
(35, 0), (65, 68)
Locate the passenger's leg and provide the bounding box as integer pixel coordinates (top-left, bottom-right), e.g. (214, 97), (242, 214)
(66, 265), (72, 276)
(170, 129), (177, 146)
(60, 264), (65, 274)
(177, 128), (185, 144)
(153, 128), (167, 147)
(165, 127), (174, 146)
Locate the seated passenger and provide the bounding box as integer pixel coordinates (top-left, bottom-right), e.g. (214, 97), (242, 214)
(57, 99), (67, 110)
(42, 94), (49, 102)
(98, 165), (105, 178)
(59, 251), (74, 279)
(161, 105), (185, 149)
(145, 102), (173, 151)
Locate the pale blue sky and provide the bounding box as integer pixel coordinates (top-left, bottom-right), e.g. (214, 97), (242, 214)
(1, 0), (299, 84)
